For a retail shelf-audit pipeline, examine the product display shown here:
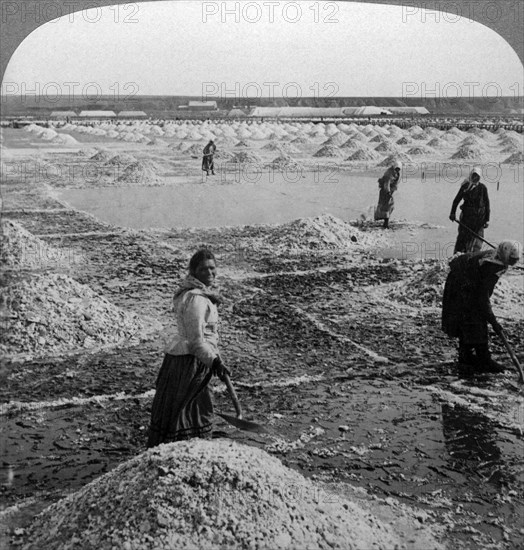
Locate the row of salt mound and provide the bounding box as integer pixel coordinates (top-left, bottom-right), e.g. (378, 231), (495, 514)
(1, 220), (63, 270)
(0, 272), (149, 356)
(20, 439), (407, 550)
(253, 214), (388, 253)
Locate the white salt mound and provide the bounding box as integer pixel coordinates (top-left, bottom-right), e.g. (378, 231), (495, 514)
(116, 160), (162, 185)
(378, 153), (412, 167)
(20, 439), (403, 550)
(502, 151), (524, 164)
(1, 220), (62, 270)
(251, 214), (387, 253)
(0, 273), (150, 356)
(451, 145), (484, 160)
(313, 145), (344, 158)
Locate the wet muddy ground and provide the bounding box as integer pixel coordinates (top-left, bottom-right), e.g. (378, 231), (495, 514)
(1, 167), (524, 548)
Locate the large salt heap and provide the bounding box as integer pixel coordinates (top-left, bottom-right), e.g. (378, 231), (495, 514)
(20, 439), (407, 550)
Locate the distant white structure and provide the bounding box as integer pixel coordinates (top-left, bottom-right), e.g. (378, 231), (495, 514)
(386, 107), (430, 115)
(187, 101), (218, 111)
(78, 111), (117, 118)
(117, 111), (148, 117)
(227, 108), (248, 117)
(50, 111), (77, 118)
(249, 106), (395, 118)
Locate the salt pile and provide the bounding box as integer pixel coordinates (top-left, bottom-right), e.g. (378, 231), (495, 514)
(105, 153), (138, 166)
(230, 151), (262, 164)
(346, 147), (382, 162)
(234, 140), (251, 148)
(262, 141), (285, 151)
(369, 134), (386, 143)
(322, 133), (347, 146)
(116, 160), (162, 185)
(340, 139), (361, 150)
(427, 137), (445, 148)
(250, 214), (387, 253)
(313, 145), (344, 158)
(183, 144), (204, 156)
(51, 134), (79, 146)
(378, 153), (412, 166)
(382, 262), (448, 306)
(347, 132), (367, 142)
(290, 136), (308, 145)
(406, 146), (435, 155)
(20, 439), (406, 550)
(451, 145), (484, 160)
(374, 142), (399, 154)
(267, 154), (301, 170)
(1, 220), (63, 270)
(459, 136), (485, 148)
(502, 151), (524, 164)
(90, 149), (115, 162)
(0, 273), (149, 356)
(395, 137), (412, 145)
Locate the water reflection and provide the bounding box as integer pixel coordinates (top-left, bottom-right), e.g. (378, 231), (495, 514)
(441, 403), (512, 488)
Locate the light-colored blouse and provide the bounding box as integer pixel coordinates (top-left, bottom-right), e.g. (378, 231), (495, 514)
(164, 289), (219, 367)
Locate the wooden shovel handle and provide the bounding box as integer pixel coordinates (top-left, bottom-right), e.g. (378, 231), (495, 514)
(222, 373), (243, 418)
(499, 330), (524, 384)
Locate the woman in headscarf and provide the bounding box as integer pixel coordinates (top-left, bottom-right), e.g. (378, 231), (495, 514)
(449, 166), (490, 253)
(374, 160), (401, 229)
(147, 249), (229, 447)
(202, 139), (216, 176)
(442, 240), (521, 375)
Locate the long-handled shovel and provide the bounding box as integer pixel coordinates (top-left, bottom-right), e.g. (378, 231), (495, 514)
(217, 373), (268, 433)
(454, 219), (496, 249)
(453, 220), (524, 271)
(498, 330), (524, 384)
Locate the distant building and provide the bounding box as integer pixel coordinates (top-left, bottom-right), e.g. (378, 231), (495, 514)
(227, 108), (248, 117)
(249, 106), (393, 118)
(386, 107), (430, 115)
(187, 101), (218, 111)
(117, 111), (148, 118)
(50, 111), (77, 119)
(78, 111), (117, 118)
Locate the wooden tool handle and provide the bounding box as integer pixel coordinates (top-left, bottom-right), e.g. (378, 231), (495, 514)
(499, 330), (524, 384)
(222, 373), (243, 418)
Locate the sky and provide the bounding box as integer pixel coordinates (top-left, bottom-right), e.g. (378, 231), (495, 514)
(2, 1), (523, 98)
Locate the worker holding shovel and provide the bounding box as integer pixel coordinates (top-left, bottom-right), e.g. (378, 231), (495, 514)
(147, 249), (236, 447)
(449, 166), (490, 253)
(442, 240), (522, 377)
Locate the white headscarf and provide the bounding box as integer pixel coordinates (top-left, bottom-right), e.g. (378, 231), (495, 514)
(464, 166), (481, 191)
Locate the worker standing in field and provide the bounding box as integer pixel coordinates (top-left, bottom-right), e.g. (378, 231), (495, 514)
(449, 166), (490, 253)
(441, 240), (521, 375)
(202, 139), (216, 176)
(374, 161), (401, 229)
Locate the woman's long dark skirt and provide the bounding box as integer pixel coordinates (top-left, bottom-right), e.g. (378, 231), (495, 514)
(147, 354), (214, 448)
